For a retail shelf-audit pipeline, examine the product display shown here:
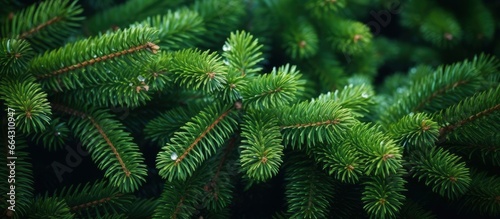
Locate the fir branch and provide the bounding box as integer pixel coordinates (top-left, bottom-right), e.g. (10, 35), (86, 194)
(388, 113), (439, 150)
(169, 48), (228, 93)
(445, 133), (500, 167)
(343, 47), (380, 77)
(177, 110), (231, 163)
(156, 103), (238, 181)
(52, 104), (147, 193)
(313, 139), (364, 184)
(222, 30), (264, 76)
(419, 8), (462, 48)
(240, 111), (284, 182)
(216, 67), (247, 103)
(153, 161), (213, 219)
(192, 0), (246, 47)
(285, 153), (335, 219)
(241, 64), (305, 110)
(277, 99), (356, 149)
(280, 119), (339, 129)
(59, 68), (154, 108)
(85, 0), (184, 34)
(125, 198), (158, 218)
(305, 0), (346, 18)
(400, 0), (436, 29)
(456, 170), (500, 216)
(0, 38), (34, 75)
(414, 80), (469, 112)
(200, 139), (237, 212)
(50, 180), (132, 218)
(209, 137), (237, 186)
(133, 8), (206, 51)
(398, 199), (437, 219)
(282, 18), (319, 59)
(1, 1), (498, 218)
(40, 42), (159, 78)
(409, 147), (471, 199)
(31, 118), (69, 151)
(19, 17), (61, 39)
(139, 51), (173, 92)
(437, 85), (500, 141)
(380, 59), (485, 125)
(362, 173), (407, 219)
(29, 27), (159, 91)
(28, 197), (74, 219)
(0, 75), (51, 133)
(315, 83), (375, 117)
(411, 62), (482, 112)
(70, 195), (118, 211)
(1, 0), (83, 50)
(440, 103), (499, 137)
(89, 117), (129, 177)
(461, 0), (495, 43)
(144, 105), (203, 147)
(470, 53), (500, 84)
(303, 51), (347, 92)
(326, 17), (373, 55)
(348, 124), (403, 178)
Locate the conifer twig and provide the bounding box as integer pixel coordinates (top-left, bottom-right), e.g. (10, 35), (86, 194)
(51, 104), (131, 177)
(36, 42), (159, 79)
(19, 16), (62, 39)
(439, 103), (500, 138)
(175, 109), (233, 164)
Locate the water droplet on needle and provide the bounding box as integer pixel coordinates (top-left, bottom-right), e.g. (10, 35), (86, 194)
(171, 152), (178, 160)
(222, 44), (231, 52)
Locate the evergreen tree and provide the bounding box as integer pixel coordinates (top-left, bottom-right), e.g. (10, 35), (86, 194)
(1, 0), (499, 218)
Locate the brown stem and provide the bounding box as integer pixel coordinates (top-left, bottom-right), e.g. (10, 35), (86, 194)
(280, 119), (340, 129)
(439, 103), (500, 138)
(414, 80), (469, 111)
(252, 87), (283, 99)
(36, 42), (159, 79)
(52, 104), (131, 177)
(175, 109), (232, 164)
(19, 17), (62, 39)
(89, 117), (130, 177)
(204, 135), (238, 198)
(70, 194), (121, 211)
(172, 196), (185, 219)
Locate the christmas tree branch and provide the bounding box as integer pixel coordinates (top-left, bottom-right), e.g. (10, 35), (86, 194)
(30, 27), (159, 91)
(156, 103), (237, 181)
(277, 100), (356, 149)
(436, 85), (500, 142)
(51, 103), (147, 192)
(0, 38), (34, 75)
(241, 64), (304, 110)
(2, 0), (83, 50)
